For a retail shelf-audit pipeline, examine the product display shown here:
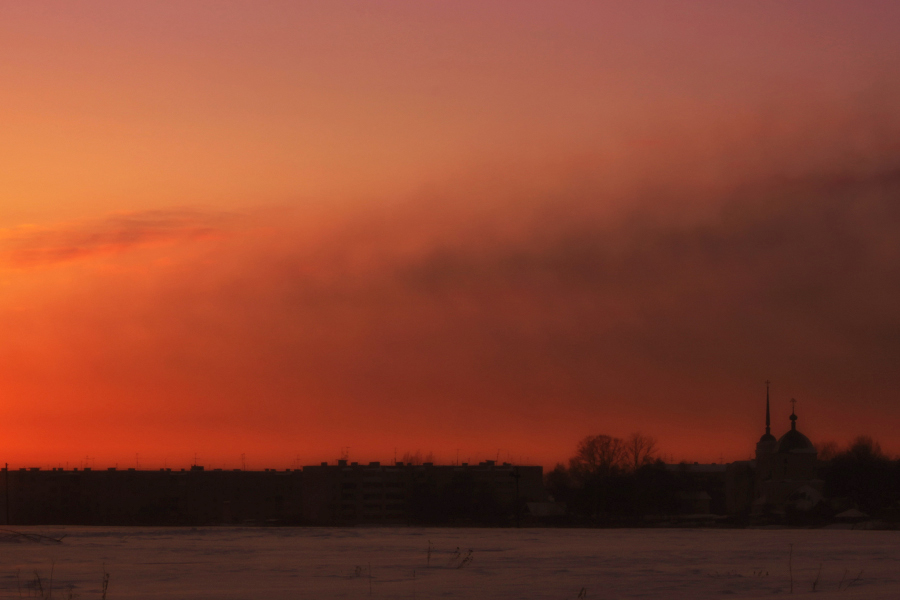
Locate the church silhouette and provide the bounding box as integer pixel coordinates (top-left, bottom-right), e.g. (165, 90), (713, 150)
(726, 382), (822, 515)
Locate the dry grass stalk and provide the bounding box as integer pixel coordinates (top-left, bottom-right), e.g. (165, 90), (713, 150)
(101, 568), (110, 600)
(788, 543), (793, 594)
(456, 549), (473, 569)
(446, 547), (460, 567)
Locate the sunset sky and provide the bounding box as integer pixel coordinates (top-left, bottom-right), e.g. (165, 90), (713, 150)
(2, 2), (900, 470)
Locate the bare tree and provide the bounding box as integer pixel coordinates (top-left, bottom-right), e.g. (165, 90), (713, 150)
(848, 436), (886, 460)
(625, 432), (657, 472)
(402, 451), (422, 465)
(568, 434), (626, 481)
(816, 441), (840, 462)
(401, 451), (436, 465)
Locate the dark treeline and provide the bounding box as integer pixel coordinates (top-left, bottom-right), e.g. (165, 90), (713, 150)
(819, 436), (900, 518)
(545, 433), (900, 523)
(545, 433), (723, 520)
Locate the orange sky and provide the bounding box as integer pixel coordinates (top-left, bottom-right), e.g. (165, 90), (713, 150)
(2, 2), (900, 469)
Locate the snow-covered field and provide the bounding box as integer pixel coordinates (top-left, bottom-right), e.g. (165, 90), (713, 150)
(1, 526), (897, 599)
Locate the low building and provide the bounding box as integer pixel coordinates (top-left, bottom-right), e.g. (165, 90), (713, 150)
(0, 460), (545, 526)
(0, 466), (303, 525)
(302, 460), (546, 525)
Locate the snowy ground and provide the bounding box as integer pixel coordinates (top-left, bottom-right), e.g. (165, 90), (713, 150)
(0, 526), (897, 599)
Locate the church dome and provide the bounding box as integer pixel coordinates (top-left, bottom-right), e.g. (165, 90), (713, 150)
(758, 432), (776, 443)
(774, 429), (815, 454)
(774, 409), (816, 454)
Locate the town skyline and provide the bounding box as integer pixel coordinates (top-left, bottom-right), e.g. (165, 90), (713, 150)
(0, 391), (882, 471)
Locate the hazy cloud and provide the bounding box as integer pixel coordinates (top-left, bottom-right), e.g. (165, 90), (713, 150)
(0, 209), (231, 267)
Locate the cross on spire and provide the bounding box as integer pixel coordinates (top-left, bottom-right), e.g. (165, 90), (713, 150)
(789, 398), (798, 430)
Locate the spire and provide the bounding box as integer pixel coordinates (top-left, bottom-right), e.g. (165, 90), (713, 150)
(757, 381), (776, 446)
(789, 398), (797, 431)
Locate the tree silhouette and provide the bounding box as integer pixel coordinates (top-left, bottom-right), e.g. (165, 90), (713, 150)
(816, 440), (840, 462)
(568, 434), (626, 483)
(624, 433), (658, 472)
(822, 436), (898, 516)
